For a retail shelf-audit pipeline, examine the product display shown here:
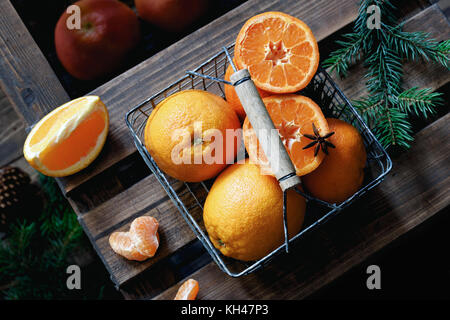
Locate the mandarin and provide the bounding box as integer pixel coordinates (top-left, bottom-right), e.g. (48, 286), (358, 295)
(302, 118), (367, 204)
(203, 159), (306, 261)
(234, 11), (319, 93)
(243, 94), (328, 176)
(144, 90), (241, 182)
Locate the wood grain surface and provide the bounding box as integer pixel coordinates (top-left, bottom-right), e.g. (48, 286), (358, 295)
(0, 88), (26, 166)
(73, 0), (449, 293)
(0, 0), (70, 127)
(56, 0), (361, 194)
(153, 112), (450, 300)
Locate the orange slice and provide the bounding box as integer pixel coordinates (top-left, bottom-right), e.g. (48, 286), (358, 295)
(23, 96), (109, 177)
(243, 95), (329, 176)
(234, 11), (319, 93)
(174, 279), (199, 300)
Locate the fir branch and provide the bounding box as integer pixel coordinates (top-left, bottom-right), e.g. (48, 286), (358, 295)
(375, 107), (413, 148)
(323, 32), (368, 77)
(352, 95), (384, 127)
(364, 42), (403, 95)
(393, 87), (444, 118)
(382, 24), (450, 68)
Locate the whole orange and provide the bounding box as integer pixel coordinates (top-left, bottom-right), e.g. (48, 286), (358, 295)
(55, 0), (140, 80)
(224, 62), (271, 121)
(302, 118), (367, 204)
(203, 159), (306, 261)
(144, 90), (241, 182)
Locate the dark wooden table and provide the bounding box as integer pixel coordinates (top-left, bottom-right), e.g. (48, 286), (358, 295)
(0, 0), (449, 300)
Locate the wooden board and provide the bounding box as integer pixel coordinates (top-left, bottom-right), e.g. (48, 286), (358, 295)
(56, 0), (362, 194)
(152, 112), (450, 300)
(119, 3), (450, 299)
(72, 0), (450, 292)
(0, 0), (70, 127)
(0, 88), (26, 166)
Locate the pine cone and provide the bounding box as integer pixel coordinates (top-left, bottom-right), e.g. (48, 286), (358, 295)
(0, 167), (31, 230)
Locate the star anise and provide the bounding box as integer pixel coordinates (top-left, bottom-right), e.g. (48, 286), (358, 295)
(302, 123), (335, 156)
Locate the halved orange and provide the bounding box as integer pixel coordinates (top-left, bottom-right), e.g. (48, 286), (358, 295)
(243, 95), (329, 176)
(234, 11), (319, 93)
(23, 96), (109, 177)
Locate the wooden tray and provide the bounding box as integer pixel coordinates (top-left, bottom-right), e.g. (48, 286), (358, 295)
(0, 0), (449, 299)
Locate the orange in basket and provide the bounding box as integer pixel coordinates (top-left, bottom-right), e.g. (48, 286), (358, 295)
(144, 90), (241, 182)
(224, 61), (271, 121)
(23, 96), (109, 177)
(203, 159), (306, 261)
(174, 279), (199, 300)
(302, 118), (367, 204)
(243, 95), (329, 176)
(234, 11), (319, 93)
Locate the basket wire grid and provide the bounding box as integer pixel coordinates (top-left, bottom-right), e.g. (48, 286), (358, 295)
(125, 44), (392, 277)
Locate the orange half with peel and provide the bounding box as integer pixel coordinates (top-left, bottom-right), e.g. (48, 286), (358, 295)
(23, 96), (109, 177)
(235, 11), (319, 93)
(243, 95), (328, 176)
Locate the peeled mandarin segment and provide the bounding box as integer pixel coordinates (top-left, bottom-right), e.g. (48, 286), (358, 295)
(174, 279), (199, 300)
(129, 216), (160, 257)
(109, 232), (148, 261)
(243, 95), (328, 176)
(109, 216), (160, 262)
(23, 96), (109, 177)
(235, 11), (319, 93)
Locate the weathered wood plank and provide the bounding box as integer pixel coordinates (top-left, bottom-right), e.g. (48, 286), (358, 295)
(91, 201), (198, 286)
(81, 174), (181, 238)
(153, 112), (450, 300)
(122, 3), (450, 299)
(75, 0), (449, 294)
(78, 172), (209, 286)
(0, 88), (26, 166)
(333, 4), (450, 101)
(57, 0), (361, 194)
(0, 0), (70, 126)
(437, 0), (450, 19)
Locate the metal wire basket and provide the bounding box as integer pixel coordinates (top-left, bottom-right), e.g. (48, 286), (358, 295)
(125, 44), (392, 277)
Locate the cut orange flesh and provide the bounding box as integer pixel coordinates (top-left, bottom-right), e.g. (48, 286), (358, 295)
(234, 12), (319, 93)
(174, 279), (199, 300)
(23, 96), (109, 177)
(243, 95), (329, 176)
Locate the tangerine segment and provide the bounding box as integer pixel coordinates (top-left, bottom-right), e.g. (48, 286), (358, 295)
(235, 12), (319, 93)
(109, 216), (160, 262)
(174, 279), (199, 300)
(109, 232), (148, 262)
(243, 95), (329, 176)
(130, 216), (160, 257)
(23, 96), (109, 177)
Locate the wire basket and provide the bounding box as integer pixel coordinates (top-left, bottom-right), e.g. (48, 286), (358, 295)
(125, 44), (392, 277)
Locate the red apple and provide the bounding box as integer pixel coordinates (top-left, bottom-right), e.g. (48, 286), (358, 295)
(135, 0), (207, 32)
(55, 0), (140, 80)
